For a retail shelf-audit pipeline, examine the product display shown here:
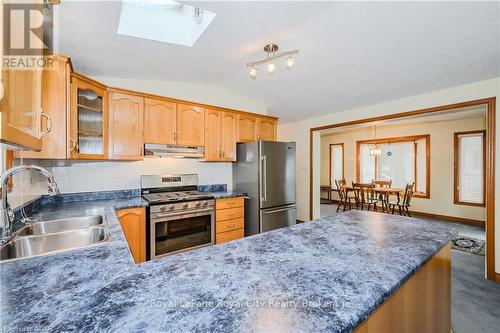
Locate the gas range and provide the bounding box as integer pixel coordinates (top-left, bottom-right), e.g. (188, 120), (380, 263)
(141, 174), (215, 260)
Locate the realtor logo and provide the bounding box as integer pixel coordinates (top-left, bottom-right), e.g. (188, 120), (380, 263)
(3, 1), (53, 68)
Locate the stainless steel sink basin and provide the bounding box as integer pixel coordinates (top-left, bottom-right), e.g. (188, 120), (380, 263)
(1, 227), (109, 261)
(16, 215), (104, 236)
(0, 215), (109, 262)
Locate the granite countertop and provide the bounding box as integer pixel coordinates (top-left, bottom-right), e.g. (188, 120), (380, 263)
(0, 197), (455, 332)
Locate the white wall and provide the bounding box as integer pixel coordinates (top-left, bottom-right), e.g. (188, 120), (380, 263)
(278, 77), (500, 273)
(320, 116), (486, 221)
(94, 76), (269, 116)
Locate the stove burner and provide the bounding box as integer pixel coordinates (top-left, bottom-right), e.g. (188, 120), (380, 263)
(143, 190), (214, 204)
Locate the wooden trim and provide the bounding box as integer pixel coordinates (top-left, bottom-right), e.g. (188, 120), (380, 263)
(6, 150), (13, 192)
(328, 143), (344, 187)
(70, 72), (107, 90)
(309, 97), (496, 281)
(311, 98), (494, 132)
(355, 134), (430, 198)
(296, 219), (305, 224)
(453, 130), (486, 207)
(410, 210), (485, 227)
(495, 273), (500, 282)
(485, 97), (496, 281)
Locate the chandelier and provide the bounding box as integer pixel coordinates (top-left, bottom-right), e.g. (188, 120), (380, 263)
(246, 43), (299, 80)
(370, 124), (382, 157)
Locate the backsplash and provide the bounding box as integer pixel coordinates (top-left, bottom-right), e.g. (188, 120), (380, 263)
(10, 157), (233, 208)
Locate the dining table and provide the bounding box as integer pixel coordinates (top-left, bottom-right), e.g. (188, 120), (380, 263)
(340, 185), (404, 213)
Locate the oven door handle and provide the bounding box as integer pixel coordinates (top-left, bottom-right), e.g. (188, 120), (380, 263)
(151, 208), (214, 221)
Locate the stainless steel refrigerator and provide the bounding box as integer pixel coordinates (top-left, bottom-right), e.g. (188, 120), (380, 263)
(233, 140), (296, 236)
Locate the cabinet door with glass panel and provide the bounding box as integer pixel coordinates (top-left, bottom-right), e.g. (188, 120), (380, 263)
(69, 73), (108, 159)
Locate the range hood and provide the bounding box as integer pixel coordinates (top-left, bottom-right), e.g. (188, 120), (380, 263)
(144, 144), (204, 158)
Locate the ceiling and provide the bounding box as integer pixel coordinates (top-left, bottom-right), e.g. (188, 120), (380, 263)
(56, 1), (500, 123)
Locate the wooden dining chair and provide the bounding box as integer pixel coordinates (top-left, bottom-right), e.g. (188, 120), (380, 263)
(372, 179), (392, 212)
(372, 179), (392, 188)
(335, 179), (355, 212)
(352, 182), (379, 211)
(388, 183), (415, 216)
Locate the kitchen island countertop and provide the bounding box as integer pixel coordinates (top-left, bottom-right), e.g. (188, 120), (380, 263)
(0, 197), (455, 332)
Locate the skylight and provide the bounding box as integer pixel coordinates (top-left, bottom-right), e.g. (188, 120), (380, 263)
(117, 0), (216, 47)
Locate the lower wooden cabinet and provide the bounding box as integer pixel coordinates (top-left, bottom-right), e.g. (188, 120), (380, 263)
(215, 197), (245, 244)
(117, 207), (146, 263)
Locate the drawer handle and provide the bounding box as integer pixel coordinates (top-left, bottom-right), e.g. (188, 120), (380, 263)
(227, 224), (236, 228)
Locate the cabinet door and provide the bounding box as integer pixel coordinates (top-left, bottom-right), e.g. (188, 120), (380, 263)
(15, 56), (70, 159)
(204, 108), (221, 161)
(237, 114), (257, 143)
(117, 207), (146, 264)
(1, 68), (42, 151)
(70, 75), (108, 159)
(108, 91), (144, 160)
(0, 4), (43, 151)
(177, 104), (204, 146)
(144, 98), (176, 144)
(257, 118), (277, 141)
(221, 111), (237, 161)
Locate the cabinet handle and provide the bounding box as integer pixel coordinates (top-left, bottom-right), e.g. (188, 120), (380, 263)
(222, 150), (225, 159)
(227, 224), (236, 228)
(40, 111), (52, 137)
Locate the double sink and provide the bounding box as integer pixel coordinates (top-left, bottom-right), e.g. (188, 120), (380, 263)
(0, 215), (109, 262)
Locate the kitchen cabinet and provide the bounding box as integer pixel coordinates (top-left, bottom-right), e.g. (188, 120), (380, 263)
(204, 109), (237, 162)
(237, 114), (257, 142)
(144, 97), (176, 145)
(215, 197), (245, 244)
(15, 54), (71, 159)
(117, 207), (146, 264)
(177, 104), (204, 146)
(257, 117), (277, 141)
(221, 112), (237, 161)
(108, 91), (144, 160)
(1, 65), (43, 151)
(204, 108), (222, 161)
(0, 6), (44, 151)
(69, 73), (108, 159)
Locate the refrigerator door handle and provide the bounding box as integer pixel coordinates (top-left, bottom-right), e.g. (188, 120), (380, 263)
(262, 205), (296, 214)
(261, 155), (267, 202)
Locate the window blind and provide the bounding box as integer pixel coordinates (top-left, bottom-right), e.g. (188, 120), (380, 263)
(458, 134), (484, 204)
(330, 145), (343, 184)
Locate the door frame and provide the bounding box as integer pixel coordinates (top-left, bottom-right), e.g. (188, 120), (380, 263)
(309, 97), (496, 280)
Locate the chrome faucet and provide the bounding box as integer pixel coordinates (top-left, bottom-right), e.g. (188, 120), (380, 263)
(0, 165), (60, 238)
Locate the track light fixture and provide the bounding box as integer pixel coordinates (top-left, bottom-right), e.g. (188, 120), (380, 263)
(246, 43), (298, 80)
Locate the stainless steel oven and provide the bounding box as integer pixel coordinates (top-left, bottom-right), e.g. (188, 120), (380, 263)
(149, 200), (215, 259)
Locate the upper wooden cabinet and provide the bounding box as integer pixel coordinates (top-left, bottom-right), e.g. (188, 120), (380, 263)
(237, 114), (257, 142)
(257, 118), (277, 141)
(69, 73), (108, 159)
(204, 109), (237, 162)
(177, 104), (204, 146)
(1, 66), (43, 151)
(14, 55), (71, 159)
(144, 97), (176, 145)
(108, 91), (144, 160)
(204, 109), (222, 161)
(221, 112), (237, 161)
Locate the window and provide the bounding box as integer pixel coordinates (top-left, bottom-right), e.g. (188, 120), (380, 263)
(329, 144), (344, 185)
(454, 131), (485, 206)
(357, 135), (430, 197)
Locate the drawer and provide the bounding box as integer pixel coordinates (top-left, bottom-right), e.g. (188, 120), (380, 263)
(216, 218), (244, 234)
(216, 229), (244, 244)
(216, 197), (244, 210)
(216, 207), (244, 222)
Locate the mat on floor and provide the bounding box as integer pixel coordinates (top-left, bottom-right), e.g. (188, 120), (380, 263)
(451, 235), (485, 256)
